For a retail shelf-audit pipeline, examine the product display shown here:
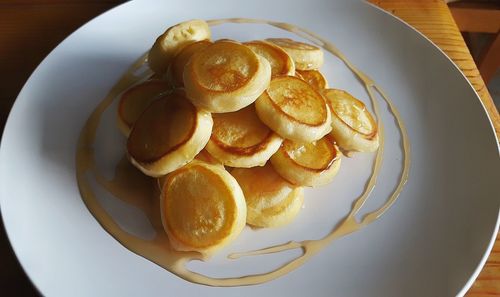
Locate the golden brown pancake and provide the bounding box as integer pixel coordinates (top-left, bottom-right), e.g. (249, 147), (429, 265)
(270, 135), (341, 187)
(296, 70), (328, 90)
(127, 91), (213, 177)
(155, 149), (222, 194)
(255, 75), (331, 141)
(161, 161), (246, 256)
(117, 80), (171, 136)
(322, 89), (379, 152)
(244, 40), (295, 78)
(194, 149), (223, 166)
(184, 41), (271, 113)
(206, 105), (283, 167)
(168, 40), (212, 87)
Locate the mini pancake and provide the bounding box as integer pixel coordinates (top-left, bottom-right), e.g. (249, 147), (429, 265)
(117, 80), (171, 136)
(296, 70), (329, 90)
(161, 161), (246, 256)
(270, 136), (341, 187)
(206, 105), (283, 168)
(244, 40), (295, 78)
(168, 40), (212, 87)
(148, 19), (211, 75)
(266, 38), (324, 70)
(127, 91), (213, 177)
(255, 75), (331, 142)
(155, 149), (222, 194)
(322, 89), (379, 152)
(194, 149), (223, 167)
(184, 41), (271, 113)
(232, 164), (303, 228)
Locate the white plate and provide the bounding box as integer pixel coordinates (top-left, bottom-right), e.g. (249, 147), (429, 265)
(1, 0), (499, 296)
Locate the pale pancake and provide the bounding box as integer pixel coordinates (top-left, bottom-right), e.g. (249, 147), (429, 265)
(148, 19), (211, 75)
(266, 38), (324, 70)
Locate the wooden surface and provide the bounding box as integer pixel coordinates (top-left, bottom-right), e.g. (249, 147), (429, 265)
(448, 1), (500, 84)
(0, 0), (498, 296)
(450, 2), (500, 33)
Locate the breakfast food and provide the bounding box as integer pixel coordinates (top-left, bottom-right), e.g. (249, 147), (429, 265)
(255, 75), (332, 142)
(168, 39), (212, 87)
(148, 19), (211, 75)
(323, 89), (379, 152)
(77, 18), (411, 288)
(184, 40), (271, 113)
(271, 136), (341, 186)
(296, 70), (329, 90)
(194, 149), (224, 167)
(232, 164), (303, 227)
(117, 79), (172, 136)
(160, 161), (246, 256)
(123, 21), (378, 255)
(125, 21), (377, 252)
(206, 105), (283, 167)
(244, 40), (295, 78)
(127, 91), (212, 177)
(266, 38), (324, 70)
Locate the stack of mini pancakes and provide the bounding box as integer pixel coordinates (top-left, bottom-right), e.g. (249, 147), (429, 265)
(117, 20), (379, 257)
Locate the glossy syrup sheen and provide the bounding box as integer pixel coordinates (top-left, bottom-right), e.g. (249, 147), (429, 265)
(296, 70), (328, 90)
(76, 18), (411, 286)
(324, 89), (377, 136)
(267, 76), (327, 126)
(283, 137), (337, 170)
(211, 104), (272, 151)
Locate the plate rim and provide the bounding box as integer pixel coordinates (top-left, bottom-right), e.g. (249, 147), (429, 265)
(366, 3), (500, 294)
(0, 1), (498, 296)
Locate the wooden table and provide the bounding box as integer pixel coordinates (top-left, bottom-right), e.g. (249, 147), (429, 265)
(0, 1), (498, 296)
